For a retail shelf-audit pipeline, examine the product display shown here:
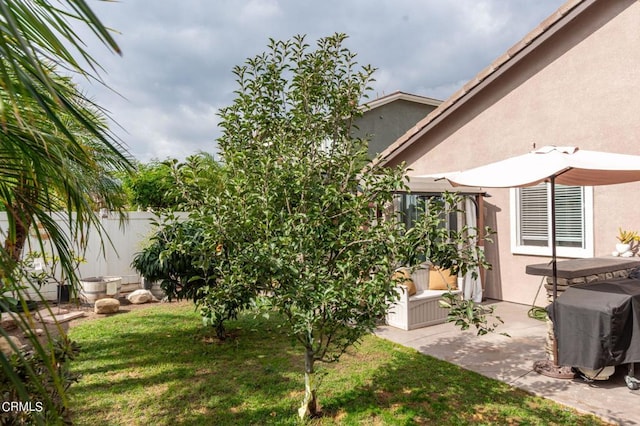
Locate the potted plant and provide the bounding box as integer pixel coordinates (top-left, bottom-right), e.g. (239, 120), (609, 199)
(616, 228), (638, 255)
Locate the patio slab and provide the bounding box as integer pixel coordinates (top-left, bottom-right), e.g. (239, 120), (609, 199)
(375, 300), (640, 425)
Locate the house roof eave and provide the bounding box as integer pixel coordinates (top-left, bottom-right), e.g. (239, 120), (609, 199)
(361, 91), (442, 112)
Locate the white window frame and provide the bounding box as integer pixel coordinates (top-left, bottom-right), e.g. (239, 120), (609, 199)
(510, 184), (594, 258)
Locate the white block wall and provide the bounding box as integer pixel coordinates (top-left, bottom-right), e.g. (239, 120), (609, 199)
(0, 211), (186, 300)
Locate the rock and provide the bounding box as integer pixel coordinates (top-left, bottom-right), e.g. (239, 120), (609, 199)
(23, 328), (44, 338)
(94, 298), (120, 314)
(0, 313), (17, 331)
(126, 289), (157, 304)
(0, 336), (24, 356)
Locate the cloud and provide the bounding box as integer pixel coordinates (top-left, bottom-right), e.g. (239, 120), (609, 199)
(74, 0), (567, 162)
(239, 0), (282, 24)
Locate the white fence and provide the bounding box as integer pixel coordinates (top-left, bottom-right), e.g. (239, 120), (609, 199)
(0, 211), (173, 300)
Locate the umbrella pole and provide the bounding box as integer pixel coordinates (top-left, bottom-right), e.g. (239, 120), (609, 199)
(550, 178), (559, 364)
(533, 177), (574, 379)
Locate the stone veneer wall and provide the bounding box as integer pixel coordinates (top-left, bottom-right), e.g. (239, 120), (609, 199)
(543, 266), (639, 302)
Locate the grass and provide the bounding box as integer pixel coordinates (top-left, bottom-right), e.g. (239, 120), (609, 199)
(68, 302), (610, 425)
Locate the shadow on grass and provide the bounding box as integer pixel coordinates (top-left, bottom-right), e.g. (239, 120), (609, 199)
(69, 306), (309, 425)
(68, 304), (611, 426)
(319, 342), (608, 425)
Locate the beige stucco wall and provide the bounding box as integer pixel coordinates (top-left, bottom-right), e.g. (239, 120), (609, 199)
(395, 0), (640, 305)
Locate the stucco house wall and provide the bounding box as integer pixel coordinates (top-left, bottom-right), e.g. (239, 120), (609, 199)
(353, 92), (440, 158)
(381, 0), (640, 305)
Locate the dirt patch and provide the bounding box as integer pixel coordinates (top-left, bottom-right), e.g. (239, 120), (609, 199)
(2, 293), (182, 348)
(62, 296), (173, 327)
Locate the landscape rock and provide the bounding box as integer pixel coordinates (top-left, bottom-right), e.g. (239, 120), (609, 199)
(24, 328), (44, 338)
(94, 298), (120, 314)
(0, 313), (17, 331)
(0, 336), (24, 356)
(126, 289), (157, 304)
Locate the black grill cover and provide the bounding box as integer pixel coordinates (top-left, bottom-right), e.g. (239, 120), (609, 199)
(547, 278), (640, 370)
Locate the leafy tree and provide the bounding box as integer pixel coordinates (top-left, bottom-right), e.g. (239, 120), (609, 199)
(167, 152), (225, 210)
(121, 153), (224, 211)
(0, 1), (133, 281)
(129, 154), (229, 336)
(120, 160), (179, 210)
(1, 75), (132, 275)
(0, 1), (133, 423)
(191, 33), (409, 419)
(131, 216), (250, 340)
(131, 32), (495, 420)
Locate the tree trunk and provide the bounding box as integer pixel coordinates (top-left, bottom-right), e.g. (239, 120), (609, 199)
(5, 214), (29, 263)
(298, 347), (318, 419)
(214, 320), (226, 341)
(4, 181), (35, 274)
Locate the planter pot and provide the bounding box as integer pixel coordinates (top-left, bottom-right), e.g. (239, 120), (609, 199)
(142, 277), (165, 300)
(80, 276), (122, 304)
(149, 282), (165, 300)
(616, 243), (632, 254)
(57, 284), (71, 303)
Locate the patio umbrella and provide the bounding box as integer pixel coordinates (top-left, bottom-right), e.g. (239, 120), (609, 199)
(421, 145), (640, 375)
(431, 145), (640, 188)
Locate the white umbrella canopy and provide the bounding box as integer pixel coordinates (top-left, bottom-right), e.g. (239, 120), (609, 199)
(426, 146), (640, 188)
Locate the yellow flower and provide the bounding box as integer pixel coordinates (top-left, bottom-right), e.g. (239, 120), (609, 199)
(215, 243), (223, 254)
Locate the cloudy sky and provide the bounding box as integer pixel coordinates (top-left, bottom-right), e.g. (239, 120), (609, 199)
(77, 0), (567, 162)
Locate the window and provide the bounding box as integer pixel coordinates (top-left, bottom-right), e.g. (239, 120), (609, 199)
(394, 194), (459, 231)
(511, 184), (593, 258)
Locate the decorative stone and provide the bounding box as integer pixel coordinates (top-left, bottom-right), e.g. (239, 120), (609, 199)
(126, 289), (157, 304)
(544, 283), (569, 293)
(24, 328), (44, 338)
(0, 313), (17, 331)
(0, 336), (24, 356)
(614, 270), (628, 278)
(94, 298), (120, 314)
(547, 277), (569, 286)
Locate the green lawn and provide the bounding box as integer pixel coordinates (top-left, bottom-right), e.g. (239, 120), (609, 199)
(68, 302), (609, 425)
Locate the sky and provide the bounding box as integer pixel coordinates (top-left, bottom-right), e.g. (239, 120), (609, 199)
(76, 0), (568, 163)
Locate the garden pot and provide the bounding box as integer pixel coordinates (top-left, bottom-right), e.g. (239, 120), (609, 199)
(616, 243), (632, 254)
(80, 276), (122, 304)
(57, 284), (71, 303)
(142, 277), (165, 300)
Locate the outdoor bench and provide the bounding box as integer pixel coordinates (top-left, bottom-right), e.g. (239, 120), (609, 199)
(386, 265), (461, 330)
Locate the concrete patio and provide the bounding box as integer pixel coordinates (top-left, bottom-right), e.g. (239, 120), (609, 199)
(375, 300), (640, 425)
